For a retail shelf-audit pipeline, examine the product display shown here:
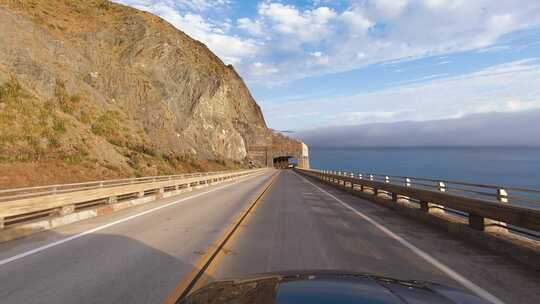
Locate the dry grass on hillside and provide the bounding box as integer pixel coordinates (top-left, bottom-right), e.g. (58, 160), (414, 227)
(0, 77), (245, 189)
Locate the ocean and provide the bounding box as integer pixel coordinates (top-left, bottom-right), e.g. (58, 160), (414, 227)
(308, 147), (540, 190)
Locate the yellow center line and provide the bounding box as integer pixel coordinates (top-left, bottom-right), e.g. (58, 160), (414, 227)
(162, 170), (280, 304)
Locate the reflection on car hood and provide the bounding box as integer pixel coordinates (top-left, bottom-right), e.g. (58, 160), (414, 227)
(181, 270), (491, 304)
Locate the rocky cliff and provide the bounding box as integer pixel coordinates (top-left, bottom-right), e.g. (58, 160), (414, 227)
(0, 0), (272, 187)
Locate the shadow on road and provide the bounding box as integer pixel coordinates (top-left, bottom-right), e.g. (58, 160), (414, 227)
(0, 231), (215, 304)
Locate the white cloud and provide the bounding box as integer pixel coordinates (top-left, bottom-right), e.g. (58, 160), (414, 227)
(505, 100), (540, 112)
(118, 0), (230, 12)
(262, 59), (540, 130)
(114, 0), (259, 64)
(258, 3), (336, 43)
(116, 1), (540, 85)
(423, 0), (463, 10)
(329, 111), (404, 125)
(339, 10), (373, 33)
(237, 18), (265, 36)
(372, 0), (409, 19)
(249, 61), (279, 76)
(237, 0), (540, 84)
(296, 110), (540, 148)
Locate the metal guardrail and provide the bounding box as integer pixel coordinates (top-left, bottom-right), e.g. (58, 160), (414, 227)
(0, 169), (263, 230)
(297, 168), (540, 240)
(319, 170), (540, 210)
(0, 170), (232, 202)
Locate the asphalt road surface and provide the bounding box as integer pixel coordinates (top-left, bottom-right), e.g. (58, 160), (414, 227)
(0, 169), (538, 304)
(212, 170), (540, 304)
(0, 171), (273, 304)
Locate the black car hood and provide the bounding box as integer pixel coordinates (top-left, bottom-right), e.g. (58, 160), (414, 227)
(181, 270), (490, 304)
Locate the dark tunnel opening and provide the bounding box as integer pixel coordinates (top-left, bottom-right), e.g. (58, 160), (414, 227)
(273, 156), (297, 169)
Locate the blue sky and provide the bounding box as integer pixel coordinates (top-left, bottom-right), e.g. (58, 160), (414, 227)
(114, 0), (540, 131)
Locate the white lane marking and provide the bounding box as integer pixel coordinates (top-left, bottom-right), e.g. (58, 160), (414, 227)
(293, 172), (505, 304)
(0, 172), (269, 267)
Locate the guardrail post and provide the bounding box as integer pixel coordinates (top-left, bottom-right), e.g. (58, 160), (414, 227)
(438, 181), (446, 192)
(485, 188), (509, 233)
(59, 204), (75, 216)
(108, 196), (117, 204)
(400, 178), (411, 204)
(469, 213), (485, 231)
(367, 175), (378, 195)
(497, 188), (508, 203)
(429, 181), (446, 214)
(357, 174), (363, 191)
(384, 176), (393, 199)
(420, 201), (429, 212)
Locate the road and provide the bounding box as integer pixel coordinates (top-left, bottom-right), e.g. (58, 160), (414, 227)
(0, 169), (538, 303)
(0, 171), (274, 304)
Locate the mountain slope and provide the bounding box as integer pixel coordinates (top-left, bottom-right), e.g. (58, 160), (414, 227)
(0, 0), (269, 187)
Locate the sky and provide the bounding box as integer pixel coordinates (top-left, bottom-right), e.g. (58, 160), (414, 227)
(113, 0), (540, 140)
(297, 109), (540, 148)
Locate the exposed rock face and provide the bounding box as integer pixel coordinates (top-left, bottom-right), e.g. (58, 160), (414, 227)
(0, 0), (272, 186)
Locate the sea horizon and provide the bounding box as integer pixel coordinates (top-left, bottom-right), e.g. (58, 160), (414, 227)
(307, 146), (540, 190)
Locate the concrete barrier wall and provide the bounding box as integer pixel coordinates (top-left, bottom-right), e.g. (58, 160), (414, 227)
(296, 168), (540, 270)
(0, 169), (266, 243)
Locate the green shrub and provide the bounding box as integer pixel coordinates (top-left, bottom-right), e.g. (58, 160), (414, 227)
(97, 0), (112, 10)
(70, 94), (82, 103)
(0, 76), (24, 104)
(52, 117), (67, 133)
(54, 80), (80, 114)
(79, 110), (92, 124)
(91, 110), (125, 147)
(48, 136), (61, 148)
(92, 111), (120, 135)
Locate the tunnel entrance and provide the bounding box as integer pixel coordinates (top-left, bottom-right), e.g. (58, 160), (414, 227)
(273, 156), (297, 169)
